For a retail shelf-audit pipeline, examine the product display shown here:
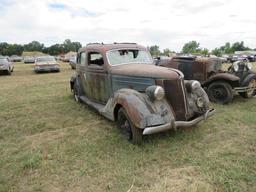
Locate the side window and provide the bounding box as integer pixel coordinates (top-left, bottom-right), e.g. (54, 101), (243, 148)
(77, 52), (86, 66)
(80, 52), (86, 66)
(88, 52), (104, 66)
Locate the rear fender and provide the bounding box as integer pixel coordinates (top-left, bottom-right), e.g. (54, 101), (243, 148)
(204, 73), (240, 88)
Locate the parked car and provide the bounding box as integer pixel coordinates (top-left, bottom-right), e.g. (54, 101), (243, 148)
(24, 56), (35, 64)
(10, 55), (22, 62)
(157, 56), (256, 104)
(70, 43), (214, 144)
(0, 56), (14, 75)
(247, 55), (256, 62)
(69, 55), (77, 69)
(34, 56), (60, 73)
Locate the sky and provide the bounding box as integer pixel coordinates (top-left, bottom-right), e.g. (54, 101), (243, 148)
(0, 0), (255, 52)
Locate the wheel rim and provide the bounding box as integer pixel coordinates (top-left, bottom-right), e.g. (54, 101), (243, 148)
(210, 85), (228, 101)
(119, 112), (132, 140)
(247, 79), (256, 96)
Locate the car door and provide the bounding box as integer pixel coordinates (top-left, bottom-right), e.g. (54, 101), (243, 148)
(83, 50), (110, 104)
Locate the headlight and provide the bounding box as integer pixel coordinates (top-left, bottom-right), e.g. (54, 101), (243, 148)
(196, 97), (204, 108)
(146, 85), (165, 101)
(246, 62), (252, 70)
(185, 80), (201, 93)
(191, 81), (201, 90)
(233, 62), (239, 72)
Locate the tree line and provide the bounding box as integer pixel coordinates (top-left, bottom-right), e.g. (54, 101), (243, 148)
(0, 39), (82, 56)
(1, 39), (255, 57)
(149, 41), (256, 57)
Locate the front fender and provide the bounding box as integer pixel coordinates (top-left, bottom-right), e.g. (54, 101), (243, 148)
(241, 73), (256, 86)
(204, 73), (240, 87)
(100, 89), (174, 129)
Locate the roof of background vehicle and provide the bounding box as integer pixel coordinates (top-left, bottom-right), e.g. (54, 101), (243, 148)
(79, 43), (148, 53)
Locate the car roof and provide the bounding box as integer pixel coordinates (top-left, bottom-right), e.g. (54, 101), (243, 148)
(79, 43), (147, 53)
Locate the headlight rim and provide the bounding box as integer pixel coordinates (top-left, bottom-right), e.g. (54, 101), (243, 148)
(146, 85), (165, 101)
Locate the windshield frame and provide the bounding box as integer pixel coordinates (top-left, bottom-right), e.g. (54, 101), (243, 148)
(106, 48), (153, 66)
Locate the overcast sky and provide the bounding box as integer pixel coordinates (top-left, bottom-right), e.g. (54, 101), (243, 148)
(0, 0), (255, 51)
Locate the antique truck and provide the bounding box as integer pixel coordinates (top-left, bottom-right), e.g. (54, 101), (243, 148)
(157, 56), (256, 104)
(70, 43), (214, 144)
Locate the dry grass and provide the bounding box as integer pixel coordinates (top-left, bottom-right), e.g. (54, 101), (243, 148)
(0, 62), (255, 192)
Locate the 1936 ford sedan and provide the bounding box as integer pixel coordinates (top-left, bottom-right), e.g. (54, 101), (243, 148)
(70, 43), (214, 144)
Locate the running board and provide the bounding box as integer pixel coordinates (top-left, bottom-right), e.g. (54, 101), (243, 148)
(79, 96), (105, 111)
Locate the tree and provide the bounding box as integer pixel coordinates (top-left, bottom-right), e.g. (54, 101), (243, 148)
(62, 39), (82, 53)
(24, 41), (44, 52)
(200, 48), (209, 55)
(211, 48), (222, 56)
(162, 48), (172, 56)
(230, 41), (250, 52)
(182, 41), (200, 54)
(148, 45), (161, 57)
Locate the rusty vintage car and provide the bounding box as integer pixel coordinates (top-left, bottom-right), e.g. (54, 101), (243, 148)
(70, 43), (214, 144)
(157, 56), (256, 104)
(34, 56), (60, 73)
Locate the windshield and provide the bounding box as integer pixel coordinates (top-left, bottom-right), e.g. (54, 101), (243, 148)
(107, 49), (153, 65)
(0, 58), (8, 63)
(36, 57), (55, 62)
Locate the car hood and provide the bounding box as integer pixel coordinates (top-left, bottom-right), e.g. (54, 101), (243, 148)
(109, 63), (182, 80)
(36, 62), (57, 65)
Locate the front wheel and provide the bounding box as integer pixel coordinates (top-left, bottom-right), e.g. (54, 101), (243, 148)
(117, 108), (142, 145)
(73, 82), (81, 102)
(207, 81), (233, 104)
(239, 75), (256, 98)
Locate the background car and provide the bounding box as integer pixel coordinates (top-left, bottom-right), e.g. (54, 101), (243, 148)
(10, 55), (23, 62)
(157, 56), (256, 104)
(0, 56), (14, 75)
(69, 55), (77, 69)
(24, 56), (35, 64)
(34, 56), (60, 73)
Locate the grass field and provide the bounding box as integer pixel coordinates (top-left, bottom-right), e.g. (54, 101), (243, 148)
(0, 62), (255, 192)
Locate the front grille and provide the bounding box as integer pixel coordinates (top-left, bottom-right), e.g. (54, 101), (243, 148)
(163, 79), (188, 121)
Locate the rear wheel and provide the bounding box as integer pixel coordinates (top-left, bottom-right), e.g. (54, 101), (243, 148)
(117, 108), (142, 145)
(239, 75), (256, 98)
(207, 81), (233, 104)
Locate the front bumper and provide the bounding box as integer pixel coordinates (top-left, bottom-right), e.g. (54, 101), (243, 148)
(34, 67), (60, 72)
(142, 108), (215, 135)
(234, 86), (252, 93)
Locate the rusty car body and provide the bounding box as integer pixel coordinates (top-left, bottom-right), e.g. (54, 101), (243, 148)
(157, 56), (256, 104)
(34, 56), (60, 73)
(70, 43), (214, 144)
(0, 56), (14, 75)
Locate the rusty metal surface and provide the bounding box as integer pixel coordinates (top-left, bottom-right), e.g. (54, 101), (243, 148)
(158, 56), (240, 86)
(110, 64), (180, 80)
(204, 73), (240, 86)
(163, 79), (188, 121)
